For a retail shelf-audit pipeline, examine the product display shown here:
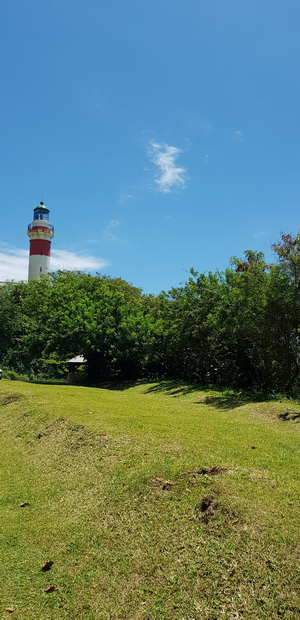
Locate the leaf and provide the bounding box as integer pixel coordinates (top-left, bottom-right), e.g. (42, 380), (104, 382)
(162, 480), (174, 490)
(41, 560), (54, 572)
(5, 606), (14, 613)
(44, 586), (59, 593)
(20, 502), (30, 507)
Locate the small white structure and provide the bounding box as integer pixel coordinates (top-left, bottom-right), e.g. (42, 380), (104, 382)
(27, 202), (54, 280)
(67, 356), (87, 364)
(67, 356), (87, 384)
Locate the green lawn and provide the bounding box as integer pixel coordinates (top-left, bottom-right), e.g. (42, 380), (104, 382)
(0, 379), (299, 619)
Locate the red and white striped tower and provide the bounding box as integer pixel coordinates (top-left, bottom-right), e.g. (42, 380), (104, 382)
(27, 201), (54, 280)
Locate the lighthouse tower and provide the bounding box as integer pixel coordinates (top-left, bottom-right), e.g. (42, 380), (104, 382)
(27, 202), (54, 280)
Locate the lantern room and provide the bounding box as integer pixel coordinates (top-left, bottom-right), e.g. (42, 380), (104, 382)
(33, 201), (50, 221)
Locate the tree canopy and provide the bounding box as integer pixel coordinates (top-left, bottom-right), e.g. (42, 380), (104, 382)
(1, 232), (300, 396)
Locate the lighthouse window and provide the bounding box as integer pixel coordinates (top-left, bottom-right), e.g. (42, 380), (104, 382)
(40, 267), (42, 272)
(34, 211), (49, 221)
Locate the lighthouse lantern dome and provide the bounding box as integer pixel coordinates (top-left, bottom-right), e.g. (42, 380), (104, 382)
(33, 201), (50, 221)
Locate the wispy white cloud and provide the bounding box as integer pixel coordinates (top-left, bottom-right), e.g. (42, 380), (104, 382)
(200, 120), (212, 133)
(184, 137), (193, 148)
(149, 140), (187, 193)
(253, 231), (266, 239)
(102, 220), (127, 244)
(51, 250), (108, 272)
(185, 116), (212, 134)
(112, 219), (120, 228)
(0, 243), (109, 281)
(118, 193), (135, 205)
(234, 130), (243, 141)
(0, 245), (28, 281)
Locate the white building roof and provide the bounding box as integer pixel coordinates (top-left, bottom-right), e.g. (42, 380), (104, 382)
(67, 355), (87, 364)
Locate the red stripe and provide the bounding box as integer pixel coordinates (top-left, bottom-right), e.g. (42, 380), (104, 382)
(30, 225), (51, 232)
(29, 239), (51, 256)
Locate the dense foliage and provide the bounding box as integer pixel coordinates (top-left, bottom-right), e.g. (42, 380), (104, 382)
(1, 233), (300, 395)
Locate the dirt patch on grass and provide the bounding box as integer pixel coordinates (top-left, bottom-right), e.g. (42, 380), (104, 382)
(195, 488), (242, 529)
(29, 417), (112, 476)
(151, 466), (228, 496)
(152, 477), (175, 491)
(278, 410), (300, 421)
(196, 493), (219, 523)
(36, 418), (108, 450)
(199, 466), (228, 476)
(0, 393), (23, 407)
(178, 466), (228, 480)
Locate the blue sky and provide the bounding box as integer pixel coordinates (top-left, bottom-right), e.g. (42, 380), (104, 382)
(1, 0), (300, 293)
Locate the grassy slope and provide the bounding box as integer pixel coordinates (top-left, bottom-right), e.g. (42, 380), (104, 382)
(0, 379), (299, 619)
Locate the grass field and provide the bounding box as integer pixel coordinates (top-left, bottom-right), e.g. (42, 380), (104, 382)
(0, 379), (299, 619)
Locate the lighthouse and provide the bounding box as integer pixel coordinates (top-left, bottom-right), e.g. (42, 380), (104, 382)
(27, 202), (54, 280)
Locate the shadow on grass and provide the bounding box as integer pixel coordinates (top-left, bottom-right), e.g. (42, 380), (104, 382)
(4, 377), (68, 386)
(29, 379), (68, 386)
(31, 379), (144, 390)
(200, 393), (255, 410)
(145, 380), (205, 397)
(27, 377), (277, 410)
(144, 380), (268, 410)
(95, 380), (145, 391)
